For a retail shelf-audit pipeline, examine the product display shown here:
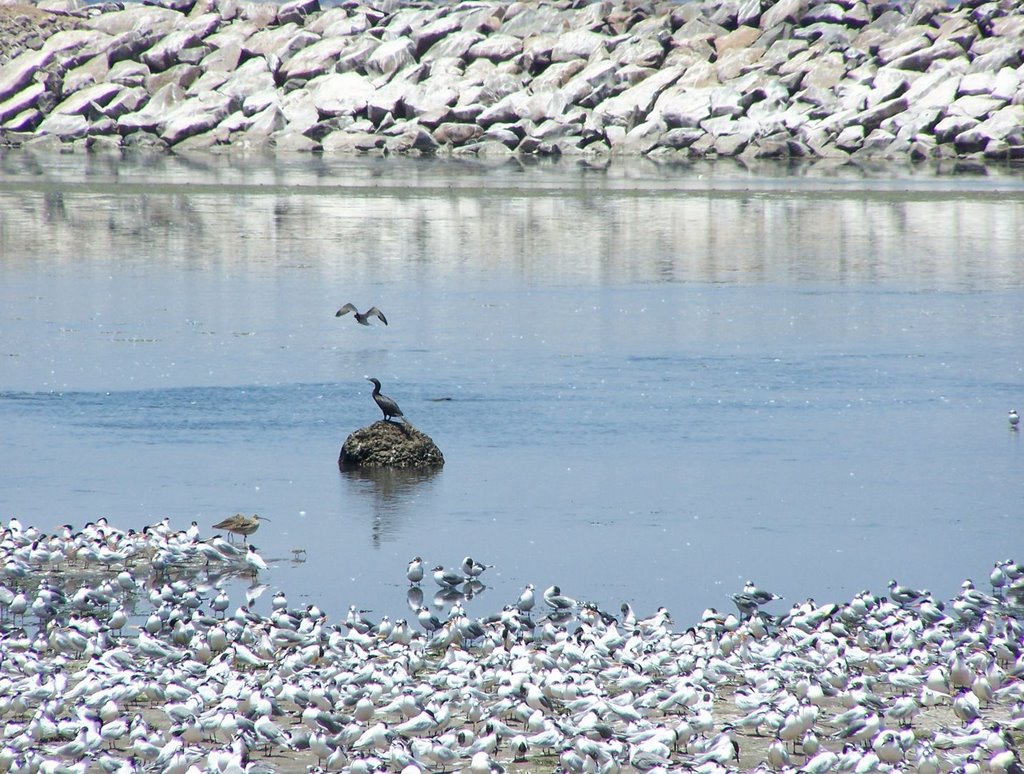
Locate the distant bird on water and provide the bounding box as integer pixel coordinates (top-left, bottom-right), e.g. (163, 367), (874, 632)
(336, 303), (388, 326)
(212, 513), (270, 543)
(366, 377), (404, 421)
(1010, 409), (1019, 430)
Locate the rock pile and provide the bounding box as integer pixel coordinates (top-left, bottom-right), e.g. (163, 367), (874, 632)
(339, 420), (445, 469)
(0, 0), (1022, 159)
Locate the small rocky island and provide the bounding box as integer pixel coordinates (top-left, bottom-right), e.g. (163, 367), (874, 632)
(339, 420), (445, 469)
(0, 0), (1022, 159)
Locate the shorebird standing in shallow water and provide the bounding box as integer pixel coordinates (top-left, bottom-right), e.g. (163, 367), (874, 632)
(336, 303), (388, 326)
(366, 377), (404, 422)
(212, 514), (270, 544)
(1010, 409), (1019, 430)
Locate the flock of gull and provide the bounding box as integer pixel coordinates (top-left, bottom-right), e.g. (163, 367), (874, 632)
(0, 516), (1021, 774)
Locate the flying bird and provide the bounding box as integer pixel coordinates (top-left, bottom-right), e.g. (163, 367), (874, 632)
(336, 303), (387, 326)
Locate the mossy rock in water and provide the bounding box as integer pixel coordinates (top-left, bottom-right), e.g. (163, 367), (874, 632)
(339, 421), (445, 470)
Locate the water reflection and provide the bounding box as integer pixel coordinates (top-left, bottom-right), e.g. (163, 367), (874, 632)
(2, 151), (1023, 289)
(339, 466), (441, 547)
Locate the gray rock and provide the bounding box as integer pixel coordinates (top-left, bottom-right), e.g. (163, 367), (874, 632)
(551, 30), (608, 62)
(856, 127), (897, 156)
(386, 126), (439, 154)
(612, 36), (668, 69)
(903, 66), (963, 110)
(959, 105), (1024, 144)
(187, 70), (230, 96)
(657, 126), (705, 148)
(402, 81), (458, 119)
(866, 68), (909, 107)
(715, 47), (765, 81)
(760, 0), (806, 29)
(319, 129), (382, 153)
(337, 39), (382, 74)
(655, 87), (712, 128)
(854, 95), (908, 131)
(876, 29), (931, 65)
(272, 128), (319, 151)
(482, 126), (520, 148)
(142, 30), (202, 73)
(957, 71), (996, 97)
(218, 56), (275, 100)
(933, 114), (979, 143)
(885, 40), (960, 72)
(243, 103), (286, 137)
(476, 92), (528, 128)
(98, 86), (148, 119)
(308, 72), (375, 117)
(0, 49), (55, 104)
(84, 6), (184, 38)
(559, 59), (619, 105)
(991, 67), (1021, 101)
(160, 91), (235, 144)
(277, 0), (319, 26)
(145, 64), (202, 94)
(35, 111), (90, 139)
(802, 3), (845, 25)
(709, 85), (745, 117)
(239, 88), (276, 117)
(432, 122), (483, 146)
(593, 65), (686, 129)
(410, 15), (464, 57)
(968, 41), (1022, 74)
(0, 82), (46, 124)
(422, 30), (484, 62)
(51, 82), (122, 117)
(835, 123), (865, 150)
(949, 94), (1006, 118)
(468, 34), (523, 63)
(365, 37), (415, 80)
(532, 61), (587, 93)
(117, 83), (185, 134)
(243, 23), (304, 62)
(199, 43), (243, 74)
(280, 89), (319, 134)
(279, 37), (353, 81)
(108, 60), (150, 88)
(61, 54), (110, 96)
(714, 132), (749, 155)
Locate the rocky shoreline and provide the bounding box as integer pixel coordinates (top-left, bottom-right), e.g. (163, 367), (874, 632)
(0, 0), (1022, 159)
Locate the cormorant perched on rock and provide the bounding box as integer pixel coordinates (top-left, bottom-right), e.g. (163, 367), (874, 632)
(367, 377), (403, 421)
(336, 303), (388, 326)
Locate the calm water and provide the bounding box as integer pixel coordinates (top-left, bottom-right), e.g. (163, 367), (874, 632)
(1, 151), (1023, 628)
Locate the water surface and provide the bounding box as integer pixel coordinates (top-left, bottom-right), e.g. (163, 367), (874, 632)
(2, 152), (1022, 628)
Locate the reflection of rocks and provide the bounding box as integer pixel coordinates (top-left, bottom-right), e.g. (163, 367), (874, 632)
(1, 0), (1023, 158)
(339, 420), (444, 470)
(341, 463), (441, 547)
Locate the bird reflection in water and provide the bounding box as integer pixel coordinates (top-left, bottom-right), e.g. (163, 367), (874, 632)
(339, 466), (440, 548)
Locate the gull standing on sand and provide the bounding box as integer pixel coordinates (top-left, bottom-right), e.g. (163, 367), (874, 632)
(406, 557), (424, 584)
(543, 585), (577, 610)
(461, 557), (492, 579)
(336, 303), (388, 326)
(433, 565), (464, 588)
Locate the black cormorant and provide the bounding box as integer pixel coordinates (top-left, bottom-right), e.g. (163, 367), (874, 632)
(366, 377), (403, 421)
